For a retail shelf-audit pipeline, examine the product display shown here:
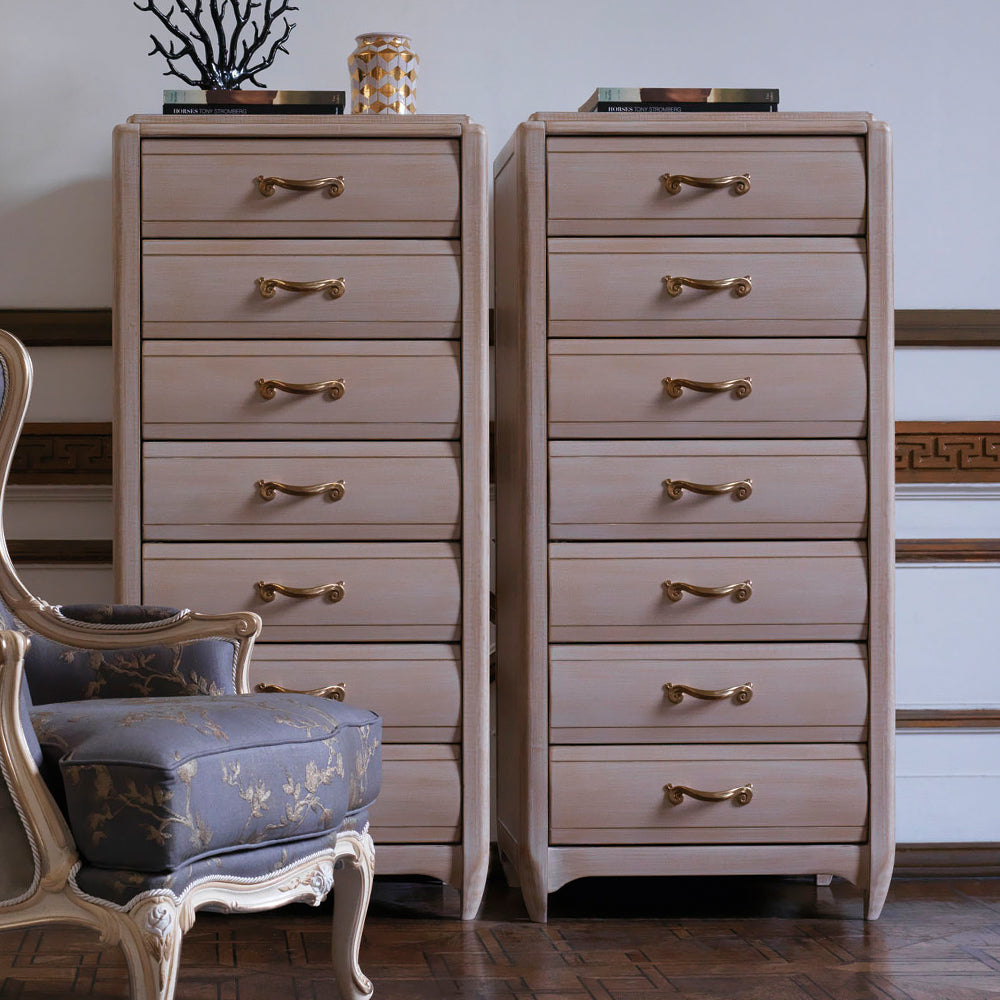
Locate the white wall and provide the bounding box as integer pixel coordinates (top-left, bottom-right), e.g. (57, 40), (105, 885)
(1, 0), (1000, 308)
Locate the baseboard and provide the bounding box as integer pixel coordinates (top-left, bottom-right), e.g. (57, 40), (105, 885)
(895, 843), (1000, 877)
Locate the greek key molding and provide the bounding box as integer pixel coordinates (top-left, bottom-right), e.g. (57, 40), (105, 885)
(11, 423), (112, 484)
(895, 423), (1000, 483)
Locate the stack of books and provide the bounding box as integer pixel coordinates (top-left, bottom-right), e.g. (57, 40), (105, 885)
(162, 90), (346, 115)
(579, 88), (778, 113)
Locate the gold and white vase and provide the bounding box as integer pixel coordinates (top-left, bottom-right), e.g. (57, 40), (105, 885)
(348, 33), (419, 114)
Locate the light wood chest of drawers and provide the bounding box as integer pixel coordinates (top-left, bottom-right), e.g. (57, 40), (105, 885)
(494, 113), (893, 921)
(114, 116), (489, 918)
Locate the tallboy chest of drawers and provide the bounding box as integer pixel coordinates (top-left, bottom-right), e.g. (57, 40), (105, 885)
(494, 113), (893, 921)
(114, 115), (490, 918)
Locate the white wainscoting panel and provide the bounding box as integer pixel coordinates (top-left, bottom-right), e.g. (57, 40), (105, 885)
(896, 347), (1000, 422)
(896, 563), (1000, 709)
(896, 483), (1000, 539)
(897, 731), (1000, 842)
(3, 485), (112, 539)
(14, 565), (114, 606)
(23, 346), (113, 422)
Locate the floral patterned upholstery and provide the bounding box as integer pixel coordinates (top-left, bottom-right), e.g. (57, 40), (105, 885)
(31, 694), (381, 874)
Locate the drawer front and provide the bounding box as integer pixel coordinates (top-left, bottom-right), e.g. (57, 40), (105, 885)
(142, 240), (460, 339)
(547, 238), (867, 338)
(143, 341), (460, 440)
(143, 441), (460, 540)
(141, 138), (460, 237)
(550, 745), (868, 844)
(550, 643), (868, 743)
(142, 542), (460, 641)
(549, 339), (867, 439)
(549, 440), (867, 539)
(249, 644), (461, 743)
(549, 541), (868, 642)
(546, 136), (866, 236)
(370, 746), (462, 843)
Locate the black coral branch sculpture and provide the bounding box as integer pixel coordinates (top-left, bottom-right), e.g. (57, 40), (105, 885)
(135, 0), (299, 89)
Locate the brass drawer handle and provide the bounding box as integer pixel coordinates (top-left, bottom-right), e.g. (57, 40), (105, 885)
(663, 682), (754, 704)
(661, 172), (751, 195)
(664, 783), (754, 806)
(254, 681), (347, 702)
(663, 275), (752, 297)
(255, 581), (346, 603)
(257, 479), (347, 502)
(257, 276), (347, 299)
(662, 376), (752, 399)
(255, 174), (346, 198)
(662, 580), (752, 603)
(256, 377), (346, 401)
(663, 478), (752, 501)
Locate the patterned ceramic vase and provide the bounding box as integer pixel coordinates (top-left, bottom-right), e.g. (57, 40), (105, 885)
(348, 33), (419, 114)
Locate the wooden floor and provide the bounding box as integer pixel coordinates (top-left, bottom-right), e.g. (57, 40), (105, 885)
(3, 871), (1000, 998)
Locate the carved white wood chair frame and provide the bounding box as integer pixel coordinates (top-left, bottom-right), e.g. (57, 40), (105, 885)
(0, 328), (375, 1000)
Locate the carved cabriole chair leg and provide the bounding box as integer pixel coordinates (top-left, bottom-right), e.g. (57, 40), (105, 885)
(119, 897), (185, 1000)
(331, 831), (376, 1000)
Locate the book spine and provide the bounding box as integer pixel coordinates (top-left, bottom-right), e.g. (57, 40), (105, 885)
(594, 102), (777, 113)
(162, 104), (345, 115)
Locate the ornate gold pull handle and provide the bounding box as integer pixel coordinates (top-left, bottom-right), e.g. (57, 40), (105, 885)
(255, 581), (346, 603)
(662, 376), (752, 399)
(255, 174), (346, 198)
(662, 580), (752, 603)
(663, 682), (754, 704)
(256, 377), (346, 401)
(664, 783), (754, 806)
(254, 681), (347, 702)
(661, 172), (751, 195)
(663, 478), (753, 501)
(257, 276), (347, 299)
(257, 479), (346, 502)
(663, 275), (752, 297)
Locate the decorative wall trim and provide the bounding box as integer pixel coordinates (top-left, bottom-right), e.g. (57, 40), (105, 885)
(897, 709), (1000, 729)
(2, 307), (996, 349)
(895, 309), (1000, 347)
(7, 540), (113, 564)
(896, 482), (1000, 501)
(897, 539), (1000, 563)
(0, 309), (112, 347)
(895, 842), (1000, 876)
(896, 423), (1000, 483)
(11, 422), (112, 484)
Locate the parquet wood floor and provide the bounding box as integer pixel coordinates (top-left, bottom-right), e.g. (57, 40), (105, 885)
(3, 872), (1000, 999)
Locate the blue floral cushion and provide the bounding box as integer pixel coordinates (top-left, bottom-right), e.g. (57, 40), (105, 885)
(20, 605), (241, 705)
(31, 694), (381, 873)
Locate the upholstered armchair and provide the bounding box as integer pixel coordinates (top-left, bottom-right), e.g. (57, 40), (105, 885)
(0, 328), (380, 999)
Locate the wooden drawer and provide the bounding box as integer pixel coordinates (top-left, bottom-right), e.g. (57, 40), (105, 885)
(548, 339), (867, 439)
(550, 744), (868, 844)
(546, 136), (867, 237)
(549, 440), (867, 540)
(143, 441), (460, 541)
(141, 138), (460, 238)
(142, 542), (460, 641)
(142, 240), (460, 339)
(548, 541), (868, 642)
(143, 341), (460, 440)
(548, 238), (867, 338)
(550, 643), (868, 743)
(249, 644), (461, 743)
(370, 746), (462, 843)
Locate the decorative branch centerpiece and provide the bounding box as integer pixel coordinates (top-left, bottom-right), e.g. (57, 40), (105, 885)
(135, 0), (299, 89)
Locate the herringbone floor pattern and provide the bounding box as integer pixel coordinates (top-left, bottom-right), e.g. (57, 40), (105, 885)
(3, 873), (1000, 998)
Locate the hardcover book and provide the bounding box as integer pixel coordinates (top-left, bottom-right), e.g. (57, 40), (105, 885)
(579, 87), (779, 112)
(162, 89), (345, 114)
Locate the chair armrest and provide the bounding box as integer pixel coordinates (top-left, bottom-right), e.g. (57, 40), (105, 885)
(0, 630), (78, 896)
